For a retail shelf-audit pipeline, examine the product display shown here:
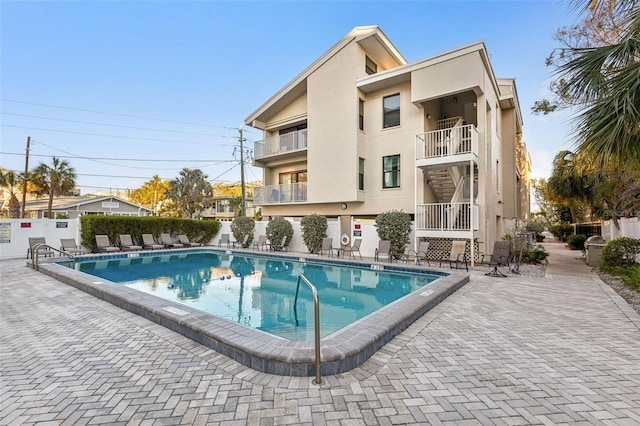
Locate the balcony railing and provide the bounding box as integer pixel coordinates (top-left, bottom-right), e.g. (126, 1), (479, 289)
(254, 129), (307, 160)
(415, 202), (479, 231)
(416, 125), (478, 161)
(254, 183), (307, 205)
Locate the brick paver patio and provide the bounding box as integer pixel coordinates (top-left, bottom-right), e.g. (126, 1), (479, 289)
(1, 247), (639, 425)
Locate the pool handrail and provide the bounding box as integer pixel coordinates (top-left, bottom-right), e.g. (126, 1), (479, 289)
(294, 273), (321, 384)
(32, 243), (74, 271)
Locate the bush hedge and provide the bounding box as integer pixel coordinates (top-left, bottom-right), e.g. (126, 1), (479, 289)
(374, 210), (412, 259)
(230, 216), (255, 248)
(265, 217), (293, 251)
(600, 237), (640, 270)
(80, 215), (220, 252)
(521, 244), (549, 264)
(549, 223), (573, 242)
(300, 214), (328, 254)
(567, 234), (587, 250)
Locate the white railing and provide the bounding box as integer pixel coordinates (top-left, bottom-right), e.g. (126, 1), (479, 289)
(415, 202), (479, 231)
(254, 129), (307, 160)
(416, 125), (478, 160)
(254, 183), (308, 205)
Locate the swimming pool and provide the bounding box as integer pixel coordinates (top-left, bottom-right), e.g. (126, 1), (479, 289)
(69, 252), (442, 341)
(39, 248), (469, 376)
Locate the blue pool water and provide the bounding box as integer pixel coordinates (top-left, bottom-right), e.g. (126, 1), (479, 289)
(70, 251), (442, 341)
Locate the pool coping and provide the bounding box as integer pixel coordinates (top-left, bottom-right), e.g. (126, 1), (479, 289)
(37, 248), (469, 377)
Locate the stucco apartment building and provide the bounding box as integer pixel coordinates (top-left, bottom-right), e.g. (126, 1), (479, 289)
(245, 26), (531, 260)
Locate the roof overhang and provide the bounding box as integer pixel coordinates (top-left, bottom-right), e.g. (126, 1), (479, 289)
(245, 26), (406, 129)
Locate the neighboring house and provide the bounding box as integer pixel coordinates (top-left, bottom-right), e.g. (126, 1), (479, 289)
(199, 196), (255, 221)
(25, 195), (152, 218)
(244, 26), (531, 259)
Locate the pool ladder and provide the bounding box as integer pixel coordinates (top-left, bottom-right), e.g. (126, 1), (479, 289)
(31, 243), (75, 271)
(294, 273), (321, 385)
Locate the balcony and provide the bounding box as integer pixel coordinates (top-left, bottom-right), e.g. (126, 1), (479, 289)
(253, 129), (307, 163)
(254, 183), (307, 205)
(415, 124), (478, 168)
(415, 202), (479, 232)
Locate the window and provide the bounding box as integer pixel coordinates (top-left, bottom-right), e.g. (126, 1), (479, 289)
(277, 170), (308, 202)
(383, 94), (400, 128)
(382, 155), (400, 188)
(365, 56), (377, 75)
(359, 158), (365, 190)
(358, 99), (364, 131)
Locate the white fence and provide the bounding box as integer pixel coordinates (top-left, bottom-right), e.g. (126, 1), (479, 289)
(218, 219), (415, 259)
(0, 218), (82, 260)
(602, 217), (640, 241)
(0, 218), (418, 261)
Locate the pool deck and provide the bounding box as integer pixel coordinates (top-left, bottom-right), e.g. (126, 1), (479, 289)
(1, 242), (640, 425)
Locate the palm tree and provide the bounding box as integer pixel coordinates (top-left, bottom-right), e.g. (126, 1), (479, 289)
(30, 157), (77, 219)
(0, 168), (23, 218)
(127, 175), (169, 216)
(167, 168), (212, 218)
(557, 0), (640, 167)
(546, 150), (596, 223)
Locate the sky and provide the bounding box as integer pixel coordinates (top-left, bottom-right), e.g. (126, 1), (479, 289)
(1, 0), (581, 196)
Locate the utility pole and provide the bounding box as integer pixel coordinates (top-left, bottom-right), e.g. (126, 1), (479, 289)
(239, 126), (247, 217)
(20, 136), (30, 218)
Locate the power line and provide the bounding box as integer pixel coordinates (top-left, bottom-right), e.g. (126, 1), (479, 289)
(1, 98), (241, 130)
(1, 112), (234, 138)
(0, 151), (235, 163)
(1, 125), (239, 146)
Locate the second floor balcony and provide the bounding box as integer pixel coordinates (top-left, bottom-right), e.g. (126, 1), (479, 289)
(415, 124), (478, 168)
(254, 129), (307, 163)
(415, 202), (479, 232)
(254, 183), (307, 205)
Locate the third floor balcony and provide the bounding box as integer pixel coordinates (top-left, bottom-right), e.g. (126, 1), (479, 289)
(415, 123), (478, 169)
(253, 129), (307, 165)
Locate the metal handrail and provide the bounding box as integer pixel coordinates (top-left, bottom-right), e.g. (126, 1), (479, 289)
(293, 273), (321, 384)
(32, 243), (74, 271)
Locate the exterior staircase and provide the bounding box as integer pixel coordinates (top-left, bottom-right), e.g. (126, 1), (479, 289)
(425, 169), (456, 203)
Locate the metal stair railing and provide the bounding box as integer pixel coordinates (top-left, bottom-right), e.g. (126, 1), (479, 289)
(32, 243), (75, 271)
(293, 273), (321, 385)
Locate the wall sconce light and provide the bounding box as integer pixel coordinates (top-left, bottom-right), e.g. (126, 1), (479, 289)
(453, 97), (458, 103)
(426, 113), (431, 119)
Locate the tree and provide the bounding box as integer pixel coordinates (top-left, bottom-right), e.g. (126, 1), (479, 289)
(0, 168), (23, 218)
(534, 0), (640, 167)
(30, 157), (77, 219)
(300, 214), (328, 254)
(545, 150), (595, 223)
(127, 175), (170, 216)
(531, 178), (563, 227)
(167, 168), (212, 218)
(533, 0), (629, 114)
(374, 210), (412, 259)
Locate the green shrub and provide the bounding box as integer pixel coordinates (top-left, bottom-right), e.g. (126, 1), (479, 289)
(80, 215), (220, 252)
(300, 214), (328, 254)
(230, 216), (255, 248)
(567, 234), (587, 250)
(549, 223), (573, 242)
(600, 237), (640, 270)
(265, 217), (293, 251)
(525, 221), (546, 242)
(521, 244), (549, 264)
(374, 210), (412, 259)
(618, 265), (640, 290)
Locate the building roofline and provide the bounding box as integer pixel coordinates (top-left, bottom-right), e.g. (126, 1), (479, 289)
(244, 26), (407, 128)
(26, 195), (151, 212)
